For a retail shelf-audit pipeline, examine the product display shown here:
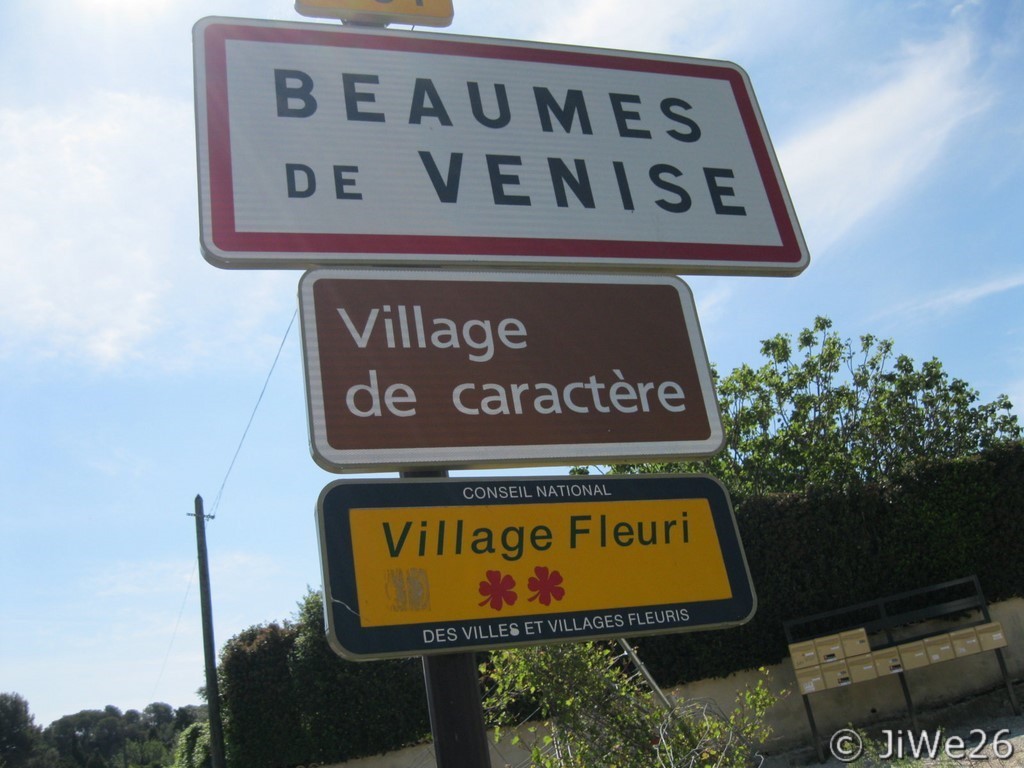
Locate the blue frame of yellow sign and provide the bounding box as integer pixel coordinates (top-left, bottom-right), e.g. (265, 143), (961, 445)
(316, 475), (756, 660)
(294, 0), (454, 27)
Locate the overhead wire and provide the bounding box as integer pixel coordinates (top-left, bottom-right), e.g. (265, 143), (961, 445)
(209, 308), (298, 518)
(152, 562), (196, 701)
(152, 309), (297, 703)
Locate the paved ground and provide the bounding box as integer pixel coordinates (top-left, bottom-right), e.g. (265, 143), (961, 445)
(760, 681), (1024, 766)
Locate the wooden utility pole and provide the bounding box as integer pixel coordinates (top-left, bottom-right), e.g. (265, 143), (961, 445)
(193, 495), (227, 768)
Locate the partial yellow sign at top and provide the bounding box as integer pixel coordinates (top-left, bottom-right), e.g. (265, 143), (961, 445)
(295, 0), (454, 27)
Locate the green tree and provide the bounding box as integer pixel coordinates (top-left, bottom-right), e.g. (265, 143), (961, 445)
(46, 708), (115, 767)
(141, 704), (174, 738)
(41, 702), (186, 768)
(172, 723), (210, 768)
(615, 316), (1020, 495)
(172, 706), (204, 737)
(0, 693), (40, 768)
(483, 643), (779, 768)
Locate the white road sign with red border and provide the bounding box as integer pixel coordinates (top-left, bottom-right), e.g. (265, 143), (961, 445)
(193, 17), (808, 275)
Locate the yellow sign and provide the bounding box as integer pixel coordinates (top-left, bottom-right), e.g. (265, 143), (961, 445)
(349, 497), (733, 627)
(317, 476), (755, 659)
(294, 0), (454, 27)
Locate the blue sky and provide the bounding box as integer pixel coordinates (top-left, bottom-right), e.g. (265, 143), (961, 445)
(1, 0), (1022, 728)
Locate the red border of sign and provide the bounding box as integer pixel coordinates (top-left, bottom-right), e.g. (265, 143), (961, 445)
(198, 19), (807, 273)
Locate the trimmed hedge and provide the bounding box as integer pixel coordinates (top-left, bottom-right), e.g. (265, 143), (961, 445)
(219, 623), (306, 768)
(217, 595), (429, 768)
(631, 442), (1024, 686)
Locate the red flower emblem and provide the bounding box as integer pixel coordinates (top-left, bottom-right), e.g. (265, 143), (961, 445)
(478, 570), (517, 611)
(527, 566), (565, 606)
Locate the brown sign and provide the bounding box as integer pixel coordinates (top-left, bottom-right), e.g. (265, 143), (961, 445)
(299, 270), (722, 471)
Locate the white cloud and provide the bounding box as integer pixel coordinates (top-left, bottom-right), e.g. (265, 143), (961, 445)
(778, 28), (991, 255)
(950, 0), (983, 18)
(525, 0), (827, 59)
(1005, 376), (1024, 415)
(0, 91), (297, 371)
(877, 271), (1024, 321)
(530, 0), (696, 51)
(73, 0), (176, 11)
(686, 278), (738, 330)
(0, 92), (189, 366)
(89, 558), (196, 599)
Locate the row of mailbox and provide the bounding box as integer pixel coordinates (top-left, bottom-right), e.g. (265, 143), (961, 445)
(789, 623), (1008, 695)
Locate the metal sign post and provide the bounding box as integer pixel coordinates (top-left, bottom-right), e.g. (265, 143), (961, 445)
(401, 469), (491, 768)
(422, 652), (491, 767)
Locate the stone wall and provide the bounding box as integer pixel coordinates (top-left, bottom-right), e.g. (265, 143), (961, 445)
(319, 598), (1024, 767)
